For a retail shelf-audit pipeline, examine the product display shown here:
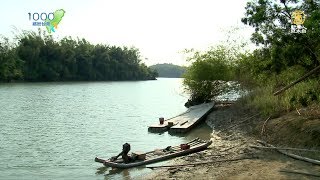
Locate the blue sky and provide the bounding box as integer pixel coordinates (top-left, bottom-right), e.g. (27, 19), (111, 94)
(0, 0), (253, 66)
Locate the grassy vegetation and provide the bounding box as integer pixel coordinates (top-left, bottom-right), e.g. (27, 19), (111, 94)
(240, 79), (320, 116)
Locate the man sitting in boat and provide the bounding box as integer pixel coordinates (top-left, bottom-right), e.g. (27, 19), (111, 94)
(110, 143), (134, 163)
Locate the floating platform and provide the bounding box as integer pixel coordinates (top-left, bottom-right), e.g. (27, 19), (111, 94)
(148, 102), (215, 133)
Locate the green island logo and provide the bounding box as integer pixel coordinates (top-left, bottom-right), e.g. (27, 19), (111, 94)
(45, 9), (65, 33)
(28, 9), (65, 33)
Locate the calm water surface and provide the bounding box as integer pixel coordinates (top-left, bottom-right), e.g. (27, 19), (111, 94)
(0, 78), (212, 180)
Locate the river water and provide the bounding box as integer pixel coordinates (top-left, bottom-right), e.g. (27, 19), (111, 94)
(0, 78), (212, 180)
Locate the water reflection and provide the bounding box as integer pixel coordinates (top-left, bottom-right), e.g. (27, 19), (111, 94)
(96, 166), (130, 179)
(96, 166), (109, 175)
(98, 166), (149, 180)
(167, 122), (212, 140)
(184, 122), (212, 141)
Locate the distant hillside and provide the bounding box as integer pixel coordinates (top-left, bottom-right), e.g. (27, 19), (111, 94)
(149, 63), (186, 78)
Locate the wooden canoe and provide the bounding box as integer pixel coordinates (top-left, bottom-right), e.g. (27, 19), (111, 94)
(95, 138), (212, 169)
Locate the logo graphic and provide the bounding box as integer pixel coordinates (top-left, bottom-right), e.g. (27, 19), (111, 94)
(291, 10), (307, 33)
(291, 10), (306, 25)
(45, 9), (65, 33)
(29, 9), (65, 33)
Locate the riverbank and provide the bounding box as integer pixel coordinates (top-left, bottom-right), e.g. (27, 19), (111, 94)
(144, 102), (320, 179)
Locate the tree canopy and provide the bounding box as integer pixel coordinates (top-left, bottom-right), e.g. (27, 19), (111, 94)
(0, 29), (157, 82)
(182, 45), (237, 107)
(241, 0), (320, 76)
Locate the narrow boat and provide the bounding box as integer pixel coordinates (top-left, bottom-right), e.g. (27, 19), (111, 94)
(95, 138), (212, 169)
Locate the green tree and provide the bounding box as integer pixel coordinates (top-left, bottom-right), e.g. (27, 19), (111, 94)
(0, 29), (157, 82)
(241, 0), (320, 76)
(17, 31), (44, 81)
(0, 36), (23, 81)
(183, 45), (235, 106)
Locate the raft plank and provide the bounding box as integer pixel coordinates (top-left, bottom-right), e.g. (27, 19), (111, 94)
(169, 102), (215, 133)
(148, 102), (214, 133)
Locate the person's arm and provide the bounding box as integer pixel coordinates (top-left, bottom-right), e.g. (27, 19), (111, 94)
(110, 151), (123, 161)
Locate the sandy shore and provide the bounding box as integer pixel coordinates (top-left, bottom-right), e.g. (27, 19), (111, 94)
(142, 103), (320, 180)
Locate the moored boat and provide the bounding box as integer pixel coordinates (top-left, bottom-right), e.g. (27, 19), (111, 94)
(95, 138), (212, 169)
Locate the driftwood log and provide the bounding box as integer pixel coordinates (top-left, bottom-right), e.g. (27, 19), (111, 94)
(257, 140), (320, 165)
(260, 116), (271, 137)
(250, 145), (320, 153)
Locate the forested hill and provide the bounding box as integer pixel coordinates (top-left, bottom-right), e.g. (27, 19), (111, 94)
(0, 31), (157, 82)
(150, 63), (186, 78)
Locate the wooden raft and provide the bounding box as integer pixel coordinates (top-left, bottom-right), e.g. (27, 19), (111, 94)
(148, 102), (215, 133)
(95, 138), (212, 169)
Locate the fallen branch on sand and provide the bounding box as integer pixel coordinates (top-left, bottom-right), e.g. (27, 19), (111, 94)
(146, 157), (254, 169)
(279, 169), (320, 177)
(257, 140), (320, 166)
(250, 145), (320, 153)
(260, 116), (271, 137)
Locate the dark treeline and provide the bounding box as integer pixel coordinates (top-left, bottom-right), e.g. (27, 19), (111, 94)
(0, 29), (157, 82)
(150, 63), (186, 78)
